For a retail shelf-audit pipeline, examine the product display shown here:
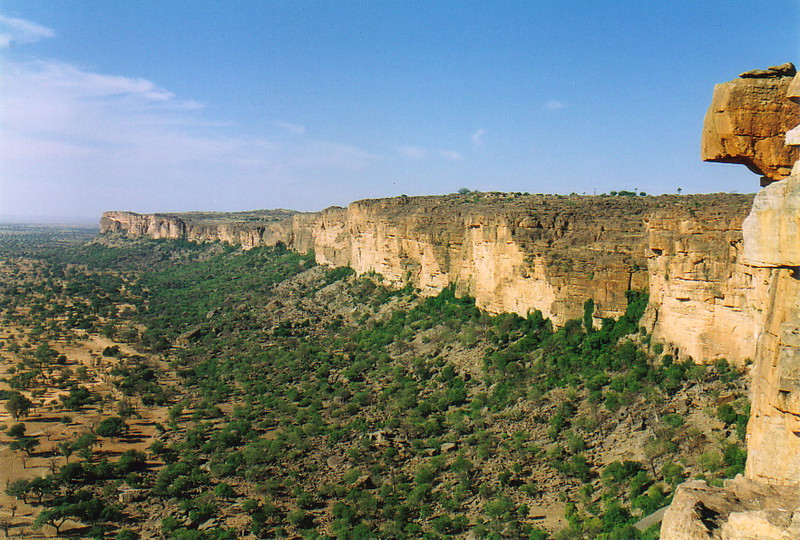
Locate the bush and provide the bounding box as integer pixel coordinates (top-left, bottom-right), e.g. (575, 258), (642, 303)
(115, 530), (139, 540)
(96, 416), (128, 438)
(717, 404), (737, 425)
(663, 413), (684, 428)
(722, 443), (746, 477)
(699, 451), (723, 473)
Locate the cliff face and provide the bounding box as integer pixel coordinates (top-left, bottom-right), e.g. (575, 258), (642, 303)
(742, 174), (800, 484)
(701, 65), (800, 184)
(644, 206), (770, 364)
(100, 209), (307, 250)
(661, 67), (800, 539)
(101, 192), (760, 365)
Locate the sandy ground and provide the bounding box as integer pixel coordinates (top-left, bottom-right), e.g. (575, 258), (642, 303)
(0, 324), (172, 538)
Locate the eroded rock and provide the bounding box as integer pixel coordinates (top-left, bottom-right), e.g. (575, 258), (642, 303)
(661, 478), (800, 539)
(701, 65), (799, 184)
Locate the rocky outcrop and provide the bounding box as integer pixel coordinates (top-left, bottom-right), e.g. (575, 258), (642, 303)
(661, 67), (800, 539)
(701, 64), (799, 184)
(661, 478), (800, 539)
(742, 173), (800, 485)
(102, 192), (762, 365)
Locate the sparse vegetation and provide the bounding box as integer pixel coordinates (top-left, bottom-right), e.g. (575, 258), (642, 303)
(0, 226), (749, 538)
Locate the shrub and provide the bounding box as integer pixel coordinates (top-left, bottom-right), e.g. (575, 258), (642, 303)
(663, 413), (685, 428)
(716, 404), (737, 425)
(96, 416), (128, 438)
(699, 451), (723, 473)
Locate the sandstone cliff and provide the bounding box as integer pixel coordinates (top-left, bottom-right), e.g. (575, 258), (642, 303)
(742, 170), (800, 486)
(102, 191), (760, 366)
(701, 63), (799, 184)
(661, 67), (800, 539)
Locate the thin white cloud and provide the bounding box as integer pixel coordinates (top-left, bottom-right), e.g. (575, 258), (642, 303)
(398, 145), (428, 159)
(399, 146), (464, 161)
(439, 149), (464, 161)
(28, 60), (175, 101)
(472, 129), (487, 146)
(273, 121), (306, 135)
(0, 15), (55, 48)
(544, 99), (565, 111)
(1, 55), (378, 216)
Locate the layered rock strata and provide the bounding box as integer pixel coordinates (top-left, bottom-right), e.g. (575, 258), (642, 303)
(662, 68), (800, 538)
(701, 63), (800, 185)
(102, 192), (760, 365)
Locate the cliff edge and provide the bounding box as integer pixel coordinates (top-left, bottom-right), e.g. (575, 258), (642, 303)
(102, 192), (760, 367)
(662, 67), (800, 538)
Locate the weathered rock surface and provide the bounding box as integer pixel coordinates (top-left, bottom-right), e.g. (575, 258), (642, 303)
(701, 69), (799, 183)
(740, 174), (800, 485)
(661, 477), (800, 539)
(644, 206), (769, 363)
(743, 172), (800, 267)
(662, 65), (800, 539)
(102, 192), (761, 365)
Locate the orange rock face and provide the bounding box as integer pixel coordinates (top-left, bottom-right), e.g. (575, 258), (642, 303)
(101, 192), (760, 365)
(701, 72), (800, 184)
(662, 66), (800, 540)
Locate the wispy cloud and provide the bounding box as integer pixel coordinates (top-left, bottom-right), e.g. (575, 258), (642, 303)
(544, 99), (565, 111)
(398, 145), (428, 159)
(439, 149), (463, 161)
(0, 15), (55, 48)
(1, 55), (377, 216)
(471, 129), (487, 146)
(273, 121), (306, 135)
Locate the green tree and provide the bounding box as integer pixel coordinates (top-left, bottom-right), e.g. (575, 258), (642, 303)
(7, 423), (26, 438)
(4, 391), (32, 420)
(34, 506), (71, 535)
(96, 416), (128, 438)
(9, 436), (38, 457)
(583, 298), (595, 333)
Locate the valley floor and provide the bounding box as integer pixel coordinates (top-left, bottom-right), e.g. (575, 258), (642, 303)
(0, 231), (751, 539)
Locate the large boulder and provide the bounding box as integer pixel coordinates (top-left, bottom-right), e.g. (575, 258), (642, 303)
(701, 64), (800, 185)
(661, 478), (800, 539)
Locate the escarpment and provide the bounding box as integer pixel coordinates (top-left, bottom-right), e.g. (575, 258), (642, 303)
(701, 62), (800, 185)
(102, 192), (759, 366)
(661, 67), (800, 538)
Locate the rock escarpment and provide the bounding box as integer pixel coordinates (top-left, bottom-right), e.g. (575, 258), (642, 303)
(662, 67), (800, 538)
(100, 209), (316, 250)
(102, 192), (761, 366)
(701, 62), (799, 185)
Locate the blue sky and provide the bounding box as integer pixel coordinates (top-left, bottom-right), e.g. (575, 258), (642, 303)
(1, 1), (798, 221)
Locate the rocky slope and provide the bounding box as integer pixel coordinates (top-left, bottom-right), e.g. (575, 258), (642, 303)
(103, 192), (761, 366)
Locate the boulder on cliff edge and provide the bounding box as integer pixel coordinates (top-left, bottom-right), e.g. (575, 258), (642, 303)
(701, 64), (800, 185)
